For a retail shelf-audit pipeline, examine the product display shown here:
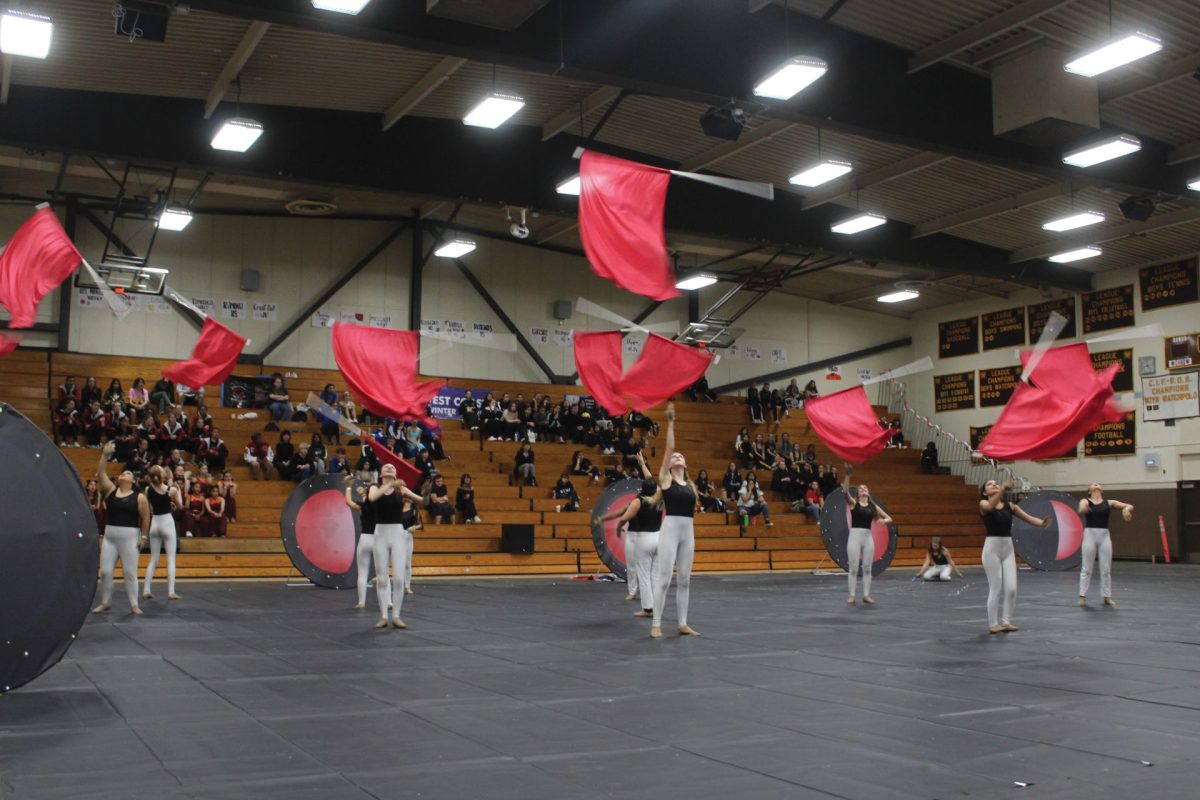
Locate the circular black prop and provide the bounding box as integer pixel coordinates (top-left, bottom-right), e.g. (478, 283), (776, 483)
(589, 478), (644, 580)
(280, 473), (363, 589)
(1012, 490), (1083, 572)
(0, 402), (99, 693)
(819, 487), (898, 577)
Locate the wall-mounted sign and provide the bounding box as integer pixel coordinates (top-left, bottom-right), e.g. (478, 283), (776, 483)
(978, 366), (1021, 407)
(1081, 284), (1135, 334)
(1084, 412), (1136, 457)
(1142, 372), (1200, 421)
(1028, 297), (1077, 341)
(934, 371), (975, 412)
(981, 307), (1026, 351)
(1140, 257), (1198, 311)
(1090, 348), (1133, 393)
(938, 316), (979, 358)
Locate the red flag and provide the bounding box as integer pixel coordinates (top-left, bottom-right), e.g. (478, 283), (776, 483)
(0, 208), (83, 328)
(0, 331), (20, 358)
(574, 331), (712, 415)
(804, 385), (895, 464)
(980, 343), (1124, 462)
(579, 150), (678, 301)
(331, 323), (445, 422)
(365, 438), (423, 487)
(162, 317), (247, 389)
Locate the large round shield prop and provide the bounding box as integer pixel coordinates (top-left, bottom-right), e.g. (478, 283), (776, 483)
(1012, 490), (1083, 571)
(0, 403), (99, 693)
(819, 487), (898, 577)
(589, 478), (644, 580)
(280, 474), (362, 589)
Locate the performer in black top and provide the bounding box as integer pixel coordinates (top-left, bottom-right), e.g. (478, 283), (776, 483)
(650, 403), (700, 638)
(597, 452), (656, 612)
(1077, 483), (1133, 607)
(841, 466), (892, 605)
(93, 443), (151, 615)
(143, 465), (183, 601)
(367, 464), (424, 630)
(979, 479), (1049, 634)
(345, 480), (376, 610)
(915, 536), (962, 581)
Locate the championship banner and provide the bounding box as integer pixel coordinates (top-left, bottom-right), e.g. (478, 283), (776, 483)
(978, 366), (1020, 407)
(1028, 297), (1077, 341)
(280, 474), (364, 590)
(1090, 348), (1133, 393)
(1084, 412), (1136, 457)
(934, 371), (975, 411)
(220, 374), (275, 408)
(938, 316), (979, 358)
(981, 307), (1026, 351)
(818, 488), (898, 577)
(1140, 257), (1198, 311)
(969, 425), (992, 452)
(589, 478), (647, 580)
(1011, 490), (1083, 571)
(427, 386), (491, 421)
(1082, 284), (1135, 334)
(1142, 372), (1200, 421)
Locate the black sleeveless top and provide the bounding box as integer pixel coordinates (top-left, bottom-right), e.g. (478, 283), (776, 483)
(931, 550), (948, 565)
(662, 483), (696, 518)
(106, 490), (140, 528)
(982, 504), (1014, 537)
(629, 498), (663, 533)
(372, 491), (407, 525)
(401, 506), (418, 529)
(850, 502), (875, 530)
(1084, 499), (1111, 528)
(358, 491), (376, 534)
(146, 486), (173, 515)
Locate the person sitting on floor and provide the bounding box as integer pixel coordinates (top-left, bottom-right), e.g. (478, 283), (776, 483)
(737, 474), (773, 528)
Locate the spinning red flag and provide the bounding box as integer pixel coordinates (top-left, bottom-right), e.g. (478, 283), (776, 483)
(331, 323), (445, 422)
(579, 150), (678, 302)
(804, 385), (895, 464)
(980, 343), (1124, 462)
(0, 208), (83, 328)
(574, 331), (711, 415)
(365, 438), (424, 487)
(0, 332), (20, 358)
(162, 317), (247, 389)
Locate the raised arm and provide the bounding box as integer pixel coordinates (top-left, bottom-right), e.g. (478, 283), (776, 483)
(657, 403), (676, 486)
(399, 484), (426, 505)
(1077, 498), (1090, 516)
(1107, 499), (1135, 516)
(344, 487), (362, 511)
(97, 442), (116, 495)
(979, 480), (1012, 515)
(1012, 502), (1050, 528)
(599, 498), (641, 524)
(635, 451), (653, 479)
(842, 462), (853, 498)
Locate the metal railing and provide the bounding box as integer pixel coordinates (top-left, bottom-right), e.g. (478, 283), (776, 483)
(875, 378), (1037, 493)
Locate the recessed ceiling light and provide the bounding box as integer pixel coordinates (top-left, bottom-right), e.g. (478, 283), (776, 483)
(312, 0), (371, 13)
(753, 56), (828, 100)
(877, 290), (920, 303)
(831, 212), (887, 234)
(1063, 135), (1141, 168)
(1049, 246), (1102, 263)
(0, 10), (52, 59)
(157, 207), (193, 232)
(211, 118), (264, 152)
(434, 240), (476, 258)
(789, 159), (852, 187)
(1187, 177), (1200, 192)
(463, 93), (525, 129)
(675, 272), (718, 290)
(1042, 210), (1106, 232)
(556, 175), (581, 195)
(1064, 32), (1162, 77)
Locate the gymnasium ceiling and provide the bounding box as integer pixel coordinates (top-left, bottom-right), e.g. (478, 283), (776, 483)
(1, 0), (1199, 317)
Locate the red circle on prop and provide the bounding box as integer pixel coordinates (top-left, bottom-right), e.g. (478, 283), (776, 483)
(295, 489), (356, 573)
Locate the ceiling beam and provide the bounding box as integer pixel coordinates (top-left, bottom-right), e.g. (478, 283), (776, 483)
(203, 20), (270, 119)
(911, 181), (1070, 238)
(541, 85), (623, 142)
(381, 55), (467, 132)
(1100, 51), (1200, 105)
(965, 29), (1044, 66)
(535, 217), (579, 244)
(907, 0), (1074, 73)
(1008, 208), (1200, 263)
(800, 152), (951, 210)
(679, 118), (794, 172)
(1168, 140), (1200, 166)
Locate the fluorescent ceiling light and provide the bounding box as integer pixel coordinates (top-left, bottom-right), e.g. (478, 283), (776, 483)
(211, 117), (264, 152)
(753, 56), (828, 100)
(831, 212), (887, 234)
(1042, 210), (1106, 232)
(157, 207), (193, 232)
(556, 175), (581, 195)
(1049, 246), (1102, 263)
(312, 0), (371, 13)
(434, 239), (476, 258)
(1188, 177), (1200, 192)
(1064, 32), (1162, 77)
(463, 93), (525, 129)
(1062, 135), (1141, 167)
(789, 159), (852, 187)
(877, 290), (920, 303)
(0, 10), (53, 58)
(675, 272), (718, 291)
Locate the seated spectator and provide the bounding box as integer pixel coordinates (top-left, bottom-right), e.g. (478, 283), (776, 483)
(501, 402), (522, 441)
(761, 382), (782, 425)
(149, 377), (175, 414)
(764, 432), (779, 465)
(481, 396), (504, 441)
(56, 399), (80, 446)
(244, 432), (275, 480)
(770, 456), (794, 500)
(737, 475), (773, 527)
(778, 432), (795, 461)
(267, 377), (293, 422)
(295, 443), (315, 482)
(218, 470), (238, 523)
(205, 484), (227, 537)
(785, 378), (801, 408)
(318, 383), (340, 443)
(802, 443), (818, 464)
(802, 379), (819, 401)
(569, 450), (602, 484)
(618, 435), (642, 472)
(819, 464), (839, 496)
(888, 419), (905, 448)
(199, 427), (229, 472)
(801, 481), (823, 523)
(102, 379), (125, 411)
(83, 400), (109, 448)
(112, 417), (136, 462)
(685, 374), (718, 403)
(80, 377), (102, 410)
(695, 469), (724, 513)
(552, 474), (580, 512)
(746, 384), (763, 424)
(308, 433), (327, 475)
(513, 442), (537, 487)
(338, 391), (358, 424)
(460, 391), (480, 432)
(328, 446), (350, 475)
(354, 441), (380, 483)
(184, 482), (206, 537)
(56, 376), (80, 413)
(456, 474), (481, 523)
(921, 441), (940, 474)
(749, 434), (771, 470)
(413, 449), (436, 489)
(426, 474), (454, 524)
(721, 461), (744, 503)
(626, 410), (659, 437)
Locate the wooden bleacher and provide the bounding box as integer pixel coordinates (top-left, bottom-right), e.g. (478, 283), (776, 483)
(7, 349), (984, 580)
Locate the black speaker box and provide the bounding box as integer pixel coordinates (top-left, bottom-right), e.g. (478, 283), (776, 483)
(500, 524), (535, 554)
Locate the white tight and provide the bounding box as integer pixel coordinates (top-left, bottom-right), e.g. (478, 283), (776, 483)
(373, 524), (408, 620)
(847, 528), (875, 598)
(143, 514), (177, 596)
(635, 530), (658, 610)
(652, 516), (695, 628)
(404, 531), (414, 592)
(1079, 527), (1112, 598)
(982, 537), (1017, 627)
(625, 531), (639, 597)
(99, 525), (140, 610)
(923, 564), (952, 581)
(356, 532), (375, 606)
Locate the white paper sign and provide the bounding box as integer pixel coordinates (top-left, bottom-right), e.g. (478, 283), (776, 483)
(857, 367), (873, 382)
(827, 365), (842, 378)
(77, 287), (105, 308)
(726, 344), (742, 360)
(623, 336), (643, 354)
(530, 326), (550, 345)
(744, 345), (762, 361)
(191, 297), (216, 315)
(770, 347), (786, 364)
(340, 311), (364, 324)
(472, 322), (494, 341)
(252, 302), (278, 321)
(368, 314), (393, 329)
(554, 328), (573, 347)
(444, 320), (467, 340)
(221, 300), (246, 320)
(1142, 372), (1200, 421)
(311, 310), (335, 328)
(143, 297), (172, 315)
(420, 319), (441, 334)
